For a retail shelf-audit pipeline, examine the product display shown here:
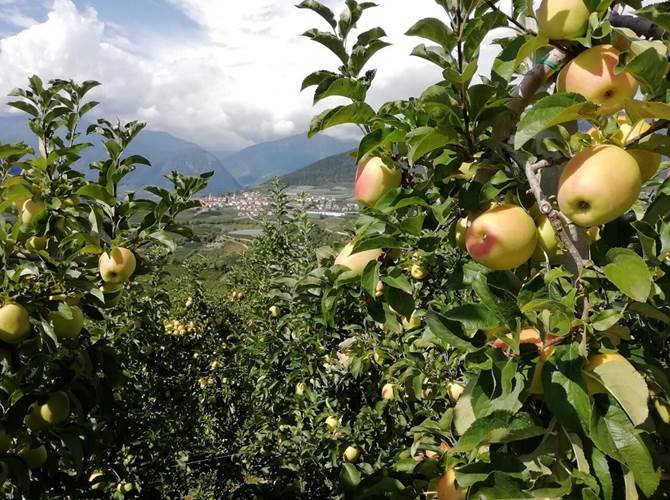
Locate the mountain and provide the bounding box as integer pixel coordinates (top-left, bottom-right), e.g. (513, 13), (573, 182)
(275, 151), (357, 187)
(223, 133), (357, 186)
(0, 115), (241, 194)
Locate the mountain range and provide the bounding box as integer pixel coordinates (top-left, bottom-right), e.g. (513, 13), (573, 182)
(0, 115), (357, 194)
(274, 151), (357, 187)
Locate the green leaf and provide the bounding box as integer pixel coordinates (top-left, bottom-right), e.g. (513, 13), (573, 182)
(513, 34), (550, 70)
(515, 93), (597, 149)
(308, 103), (375, 137)
(443, 304), (500, 330)
(301, 70), (338, 90)
(625, 47), (669, 96)
(590, 396), (660, 497)
(384, 287), (415, 319)
(313, 76), (367, 104)
(542, 344), (591, 433)
(589, 445), (614, 500)
(296, 0), (337, 29)
(584, 357), (649, 426)
(405, 18), (455, 50)
(406, 126), (456, 165)
(602, 248), (652, 302)
(349, 39), (390, 75)
(301, 29), (349, 66)
(425, 311), (480, 352)
(76, 184), (115, 206)
(453, 411), (545, 452)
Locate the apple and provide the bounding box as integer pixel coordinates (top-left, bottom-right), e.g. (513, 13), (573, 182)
(655, 399), (670, 424)
(584, 353), (628, 394)
(446, 381), (465, 402)
(0, 303), (30, 344)
(354, 156), (401, 208)
(325, 415), (340, 430)
(89, 469), (106, 490)
(558, 145), (640, 226)
(437, 469), (467, 500)
(99, 247), (137, 284)
(491, 327), (543, 350)
(343, 445), (360, 463)
(11, 194), (31, 211)
(619, 120), (662, 181)
(533, 215), (561, 262)
(269, 305), (280, 318)
(536, 0), (590, 40)
(18, 444), (47, 469)
(20, 199), (46, 226)
(557, 45), (638, 114)
(101, 288), (123, 308)
(375, 281), (384, 298)
(453, 217), (468, 250)
(49, 305), (84, 339)
(466, 204), (538, 270)
(381, 383), (395, 400)
(401, 312), (422, 331)
(410, 263), (428, 280)
(295, 383), (306, 396)
(26, 236), (48, 252)
(37, 391), (70, 425)
(334, 242), (383, 276)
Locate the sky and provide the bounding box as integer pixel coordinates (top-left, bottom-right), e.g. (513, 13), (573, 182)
(0, 0), (509, 151)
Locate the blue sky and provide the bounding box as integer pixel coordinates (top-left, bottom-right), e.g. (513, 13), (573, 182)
(0, 0), (503, 150)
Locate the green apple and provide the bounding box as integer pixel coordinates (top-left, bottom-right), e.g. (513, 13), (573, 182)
(354, 157), (401, 208)
(0, 303), (30, 344)
(533, 215), (560, 262)
(557, 45), (638, 114)
(558, 145), (640, 226)
(343, 445), (360, 463)
(37, 391), (70, 425)
(26, 236), (48, 252)
(536, 0), (590, 40)
(99, 247), (137, 284)
(381, 383), (395, 400)
(334, 242), (382, 276)
(325, 415), (340, 430)
(18, 444), (47, 469)
(20, 199), (46, 226)
(49, 305), (84, 339)
(465, 204), (538, 270)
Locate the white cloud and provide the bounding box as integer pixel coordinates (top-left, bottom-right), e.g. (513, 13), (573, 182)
(0, 0), (509, 150)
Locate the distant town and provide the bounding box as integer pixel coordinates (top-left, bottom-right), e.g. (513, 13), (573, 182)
(198, 190), (359, 218)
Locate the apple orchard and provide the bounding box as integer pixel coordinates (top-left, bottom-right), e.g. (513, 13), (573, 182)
(1, 0), (670, 498)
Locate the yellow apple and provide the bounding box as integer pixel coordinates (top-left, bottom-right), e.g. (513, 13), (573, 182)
(326, 415), (340, 430)
(558, 145), (640, 226)
(269, 305), (280, 318)
(20, 199), (46, 226)
(49, 305), (84, 339)
(0, 303), (30, 344)
(354, 157), (402, 208)
(655, 399), (670, 424)
(437, 469), (467, 500)
(381, 383), (395, 400)
(375, 281), (384, 298)
(453, 217), (468, 250)
(557, 45), (638, 114)
(334, 242), (383, 276)
(402, 312), (422, 331)
(37, 391), (70, 425)
(584, 353), (628, 394)
(11, 194), (31, 211)
(410, 263), (428, 280)
(295, 382), (306, 396)
(536, 0), (590, 40)
(533, 215), (561, 262)
(620, 120), (662, 181)
(26, 236), (48, 252)
(446, 381), (465, 402)
(465, 204), (538, 270)
(18, 444), (47, 469)
(343, 445), (360, 463)
(98, 247), (137, 284)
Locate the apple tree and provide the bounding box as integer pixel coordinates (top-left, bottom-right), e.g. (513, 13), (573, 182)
(0, 76), (210, 496)
(299, 0), (670, 497)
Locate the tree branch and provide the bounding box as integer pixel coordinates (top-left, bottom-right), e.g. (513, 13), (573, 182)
(610, 12), (665, 40)
(493, 49), (568, 142)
